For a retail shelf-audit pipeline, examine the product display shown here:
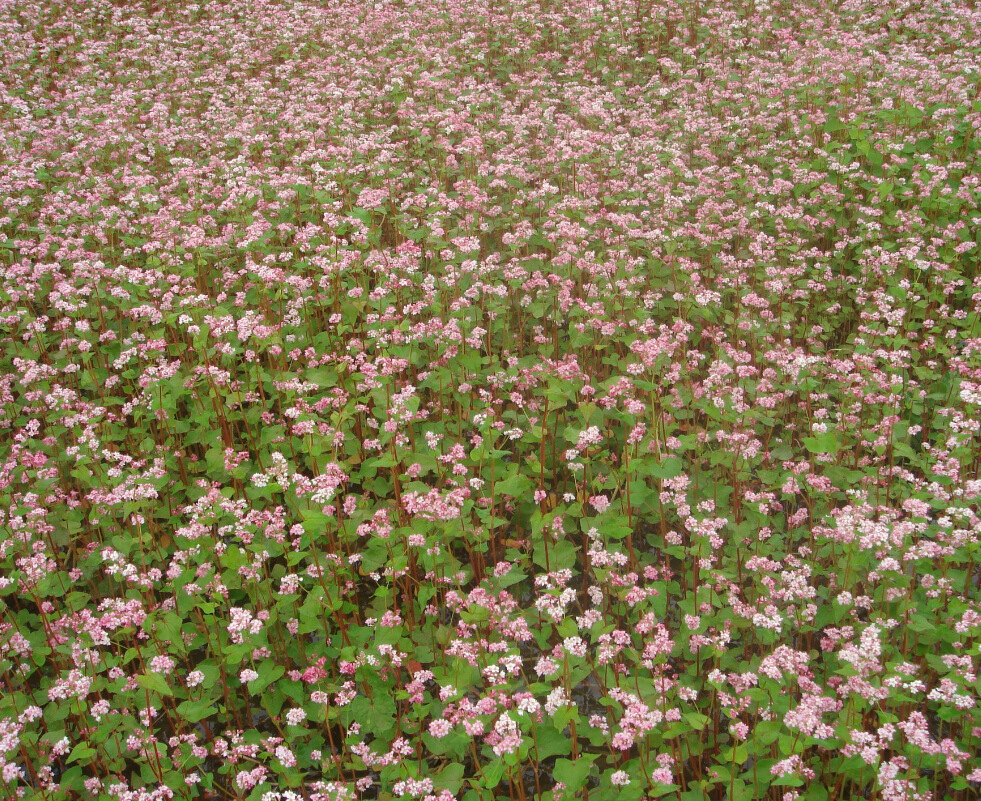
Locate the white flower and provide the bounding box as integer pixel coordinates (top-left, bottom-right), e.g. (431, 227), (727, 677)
(494, 712), (517, 736)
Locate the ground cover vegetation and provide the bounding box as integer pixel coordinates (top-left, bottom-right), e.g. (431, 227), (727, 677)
(1, 0), (981, 799)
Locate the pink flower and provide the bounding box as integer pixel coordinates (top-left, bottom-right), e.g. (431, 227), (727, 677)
(589, 495), (610, 514)
(651, 767), (673, 784)
(149, 655), (175, 674)
(611, 771), (630, 787)
(275, 745), (296, 768)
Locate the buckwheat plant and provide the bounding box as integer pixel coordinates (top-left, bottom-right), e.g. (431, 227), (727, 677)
(0, 0), (980, 800)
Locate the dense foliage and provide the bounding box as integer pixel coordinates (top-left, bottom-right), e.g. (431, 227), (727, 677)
(1, 0), (980, 799)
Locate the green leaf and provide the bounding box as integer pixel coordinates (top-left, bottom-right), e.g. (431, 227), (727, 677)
(66, 743), (96, 764)
(534, 539), (576, 571)
(728, 779), (755, 801)
(435, 762), (466, 793)
(177, 698), (216, 723)
(553, 755), (597, 792)
(423, 729), (470, 758)
(483, 758), (506, 788)
(247, 664), (284, 694)
(136, 672), (174, 697)
(532, 724), (572, 760)
(802, 432), (838, 454)
(805, 784), (829, 801)
(496, 470), (534, 497)
(684, 712), (709, 730)
(749, 721), (782, 749)
(306, 367), (337, 387)
(648, 457), (683, 479)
